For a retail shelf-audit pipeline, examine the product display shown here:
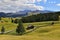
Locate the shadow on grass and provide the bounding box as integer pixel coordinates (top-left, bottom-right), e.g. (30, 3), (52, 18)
(24, 24), (52, 34)
(0, 24), (52, 36)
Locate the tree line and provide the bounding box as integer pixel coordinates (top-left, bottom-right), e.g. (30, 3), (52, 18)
(21, 12), (59, 23)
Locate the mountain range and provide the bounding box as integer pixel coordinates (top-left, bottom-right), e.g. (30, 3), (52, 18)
(0, 10), (53, 17)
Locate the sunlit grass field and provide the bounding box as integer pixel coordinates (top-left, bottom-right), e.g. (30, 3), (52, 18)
(0, 18), (17, 32)
(0, 17), (60, 40)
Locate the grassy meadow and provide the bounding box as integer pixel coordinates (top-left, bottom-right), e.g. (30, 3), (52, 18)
(0, 17), (60, 40)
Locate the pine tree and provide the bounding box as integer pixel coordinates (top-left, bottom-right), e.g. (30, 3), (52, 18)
(11, 19), (14, 23)
(14, 19), (19, 24)
(0, 17), (1, 20)
(16, 19), (25, 35)
(1, 26), (5, 34)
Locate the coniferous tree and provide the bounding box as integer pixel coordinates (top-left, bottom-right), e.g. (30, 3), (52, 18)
(16, 19), (25, 35)
(0, 17), (1, 20)
(1, 26), (5, 34)
(11, 19), (14, 23)
(14, 19), (19, 24)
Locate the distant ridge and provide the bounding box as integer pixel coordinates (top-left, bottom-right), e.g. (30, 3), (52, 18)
(0, 10), (55, 17)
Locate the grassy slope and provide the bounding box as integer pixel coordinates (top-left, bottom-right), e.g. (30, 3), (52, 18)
(0, 18), (60, 40)
(0, 18), (17, 31)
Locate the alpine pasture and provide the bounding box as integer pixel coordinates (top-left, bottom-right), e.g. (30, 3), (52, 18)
(0, 17), (60, 40)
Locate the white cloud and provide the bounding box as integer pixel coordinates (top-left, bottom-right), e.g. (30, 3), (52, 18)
(0, 0), (44, 13)
(36, 0), (47, 3)
(43, 0), (47, 3)
(49, 1), (56, 4)
(37, 0), (42, 2)
(56, 4), (60, 6)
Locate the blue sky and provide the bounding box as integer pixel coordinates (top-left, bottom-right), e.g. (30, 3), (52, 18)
(0, 0), (60, 13)
(36, 0), (60, 11)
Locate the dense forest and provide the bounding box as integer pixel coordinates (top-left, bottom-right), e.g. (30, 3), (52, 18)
(21, 12), (60, 23)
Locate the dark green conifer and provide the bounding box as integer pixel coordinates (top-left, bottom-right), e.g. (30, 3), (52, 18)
(16, 19), (25, 35)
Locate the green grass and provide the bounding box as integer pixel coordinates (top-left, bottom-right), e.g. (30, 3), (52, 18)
(0, 18), (60, 40)
(0, 18), (17, 32)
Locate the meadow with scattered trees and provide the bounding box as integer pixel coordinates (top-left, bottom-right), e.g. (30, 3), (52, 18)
(0, 12), (60, 40)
